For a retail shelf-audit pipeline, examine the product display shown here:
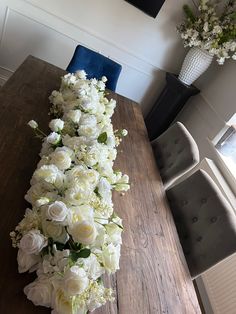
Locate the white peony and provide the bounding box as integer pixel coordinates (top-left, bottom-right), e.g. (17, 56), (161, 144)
(33, 165), (65, 189)
(46, 201), (69, 223)
(50, 150), (72, 171)
(63, 266), (89, 296)
(65, 184), (92, 206)
(17, 249), (41, 273)
(24, 276), (52, 307)
(19, 230), (47, 255)
(49, 119), (64, 132)
(68, 220), (97, 245)
(101, 244), (120, 273)
(46, 132), (61, 145)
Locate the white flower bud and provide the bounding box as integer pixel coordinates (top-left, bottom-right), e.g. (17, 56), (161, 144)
(28, 120), (38, 129)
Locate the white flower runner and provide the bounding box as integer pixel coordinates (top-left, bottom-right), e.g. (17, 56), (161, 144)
(10, 71), (130, 314)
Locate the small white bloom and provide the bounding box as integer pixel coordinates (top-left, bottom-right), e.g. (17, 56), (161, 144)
(68, 220), (97, 245)
(28, 120), (38, 129)
(19, 230), (48, 255)
(76, 70), (87, 79)
(101, 76), (107, 82)
(46, 132), (61, 145)
(63, 266), (89, 296)
(47, 201), (69, 222)
(121, 129), (128, 136)
(49, 119), (64, 132)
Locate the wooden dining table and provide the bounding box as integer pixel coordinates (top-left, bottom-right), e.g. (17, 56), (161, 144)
(0, 56), (201, 314)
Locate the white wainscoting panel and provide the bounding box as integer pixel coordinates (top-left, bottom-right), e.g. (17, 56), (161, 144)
(201, 254), (236, 314)
(0, 0), (167, 114)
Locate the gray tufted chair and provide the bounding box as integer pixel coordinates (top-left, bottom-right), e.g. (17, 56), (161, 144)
(166, 169), (236, 278)
(151, 122), (199, 189)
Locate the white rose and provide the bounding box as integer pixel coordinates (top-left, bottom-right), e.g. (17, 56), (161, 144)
(17, 249), (41, 273)
(50, 150), (72, 171)
(66, 109), (81, 124)
(102, 243), (120, 273)
(42, 220), (69, 244)
(98, 177), (112, 204)
(46, 132), (61, 145)
(69, 221), (97, 245)
(63, 266), (89, 296)
(19, 230), (47, 255)
(49, 119), (64, 132)
(51, 288), (86, 314)
(28, 120), (38, 129)
(24, 277), (52, 307)
(47, 201), (69, 222)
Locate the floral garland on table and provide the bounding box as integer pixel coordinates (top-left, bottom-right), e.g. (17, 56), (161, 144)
(177, 0), (236, 64)
(10, 71), (130, 314)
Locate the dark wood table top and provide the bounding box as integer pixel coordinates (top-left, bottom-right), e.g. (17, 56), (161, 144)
(0, 56), (201, 314)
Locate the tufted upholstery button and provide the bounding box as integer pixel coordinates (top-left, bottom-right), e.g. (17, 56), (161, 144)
(211, 217), (217, 223)
(201, 198), (207, 204)
(192, 217), (198, 223)
(181, 200), (188, 206)
(174, 139), (179, 144)
(177, 149), (183, 154)
(196, 236), (202, 242)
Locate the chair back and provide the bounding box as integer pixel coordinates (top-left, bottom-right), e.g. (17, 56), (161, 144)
(166, 169), (236, 278)
(152, 122), (199, 189)
(66, 45), (122, 91)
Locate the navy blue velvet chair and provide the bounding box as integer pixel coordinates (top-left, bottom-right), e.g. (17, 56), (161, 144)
(66, 45), (122, 91)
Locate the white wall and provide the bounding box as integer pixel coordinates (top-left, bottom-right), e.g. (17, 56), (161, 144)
(0, 0), (192, 115)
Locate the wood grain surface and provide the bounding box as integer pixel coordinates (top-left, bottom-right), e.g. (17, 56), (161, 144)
(0, 56), (201, 314)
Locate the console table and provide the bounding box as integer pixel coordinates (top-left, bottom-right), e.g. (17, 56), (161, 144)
(145, 72), (200, 141)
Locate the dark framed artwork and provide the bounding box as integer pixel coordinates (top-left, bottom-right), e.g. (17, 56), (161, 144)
(125, 0), (165, 18)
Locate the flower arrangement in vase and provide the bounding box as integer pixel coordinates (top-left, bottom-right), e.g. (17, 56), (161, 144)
(177, 0), (236, 85)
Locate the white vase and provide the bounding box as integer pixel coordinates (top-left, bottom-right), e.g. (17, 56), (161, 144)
(178, 47), (214, 85)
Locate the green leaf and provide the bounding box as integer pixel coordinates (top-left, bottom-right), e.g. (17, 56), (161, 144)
(70, 249), (91, 262)
(183, 4), (196, 23)
(97, 132), (107, 144)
